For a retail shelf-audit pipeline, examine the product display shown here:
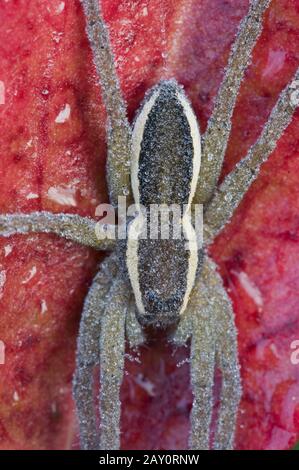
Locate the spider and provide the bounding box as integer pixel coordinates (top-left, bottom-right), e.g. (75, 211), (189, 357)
(0, 0), (298, 451)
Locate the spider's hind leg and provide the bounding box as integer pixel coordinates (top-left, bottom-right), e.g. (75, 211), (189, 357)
(189, 299), (216, 450)
(173, 255), (242, 450)
(99, 273), (131, 450)
(173, 273), (216, 450)
(73, 254), (118, 449)
(202, 257), (242, 450)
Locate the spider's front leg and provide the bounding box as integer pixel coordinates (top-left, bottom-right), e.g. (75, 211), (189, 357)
(205, 68), (299, 241)
(81, 0), (132, 206)
(73, 253), (118, 449)
(195, 0), (271, 205)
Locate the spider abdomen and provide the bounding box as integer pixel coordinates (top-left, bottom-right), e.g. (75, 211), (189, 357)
(126, 80), (201, 328)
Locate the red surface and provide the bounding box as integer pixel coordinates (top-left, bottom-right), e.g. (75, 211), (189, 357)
(0, 0), (298, 450)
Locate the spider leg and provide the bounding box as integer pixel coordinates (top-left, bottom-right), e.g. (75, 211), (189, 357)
(81, 0), (132, 206)
(126, 298), (145, 349)
(172, 269), (216, 450)
(99, 272), (131, 450)
(202, 257), (242, 450)
(73, 253), (118, 450)
(189, 295), (216, 450)
(195, 0), (271, 205)
(205, 68), (299, 242)
(172, 310), (193, 348)
(0, 211), (115, 251)
(173, 255), (242, 450)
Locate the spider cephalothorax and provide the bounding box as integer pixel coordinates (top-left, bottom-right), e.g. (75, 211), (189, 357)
(0, 0), (298, 451)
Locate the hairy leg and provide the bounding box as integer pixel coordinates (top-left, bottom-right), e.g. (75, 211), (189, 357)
(126, 298), (145, 349)
(99, 273), (131, 450)
(73, 254), (118, 449)
(195, 0), (271, 205)
(205, 68), (299, 242)
(202, 257), (242, 450)
(173, 268), (216, 450)
(0, 211), (115, 251)
(81, 0), (132, 206)
(189, 293), (216, 450)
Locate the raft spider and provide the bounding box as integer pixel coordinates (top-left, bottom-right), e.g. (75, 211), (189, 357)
(0, 0), (298, 450)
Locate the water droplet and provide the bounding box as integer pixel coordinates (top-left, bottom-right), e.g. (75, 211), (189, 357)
(224, 193), (233, 202)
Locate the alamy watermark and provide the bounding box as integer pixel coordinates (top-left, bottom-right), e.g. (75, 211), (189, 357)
(94, 197), (204, 248)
